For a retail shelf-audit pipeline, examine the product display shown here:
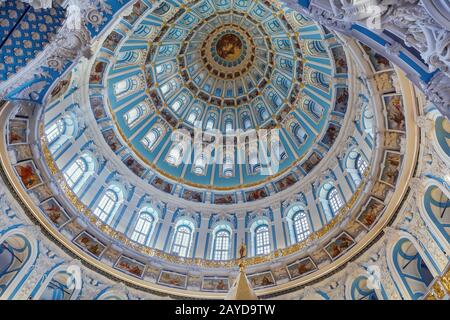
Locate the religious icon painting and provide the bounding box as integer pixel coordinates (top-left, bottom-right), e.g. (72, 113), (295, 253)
(39, 197), (70, 228)
(73, 231), (107, 259)
(274, 173), (298, 192)
(201, 276), (229, 292)
(286, 257), (318, 280)
(114, 255), (146, 278)
(301, 151), (323, 174)
(324, 232), (355, 260)
(31, 184), (54, 202)
(157, 270), (188, 289)
(356, 197), (386, 230)
(8, 119), (28, 145)
(213, 193), (236, 205)
(383, 94), (406, 132)
(247, 271), (276, 289)
(13, 160), (43, 190)
(320, 122), (341, 148)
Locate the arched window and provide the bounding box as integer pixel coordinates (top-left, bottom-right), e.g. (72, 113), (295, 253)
(0, 233), (34, 299)
(350, 276), (379, 300)
(290, 122), (308, 145)
(141, 125), (163, 151)
(117, 51), (140, 64)
(131, 206), (158, 245)
(328, 187), (344, 214)
(63, 153), (96, 194)
(303, 98), (323, 121)
(94, 185), (123, 223)
(45, 119), (65, 144)
(170, 93), (188, 113)
(241, 112), (252, 130)
(212, 227), (231, 261)
(205, 114), (216, 130)
(160, 78), (179, 96)
(292, 209), (311, 242)
(255, 225), (270, 255)
(193, 153), (207, 175)
(171, 222), (194, 258)
(224, 118), (233, 133)
(64, 158), (86, 188)
(319, 182), (344, 221)
(155, 62), (173, 77)
(258, 106), (269, 121)
(346, 150), (368, 186)
(356, 155), (368, 176)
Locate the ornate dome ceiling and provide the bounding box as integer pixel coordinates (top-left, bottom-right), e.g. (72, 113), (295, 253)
(89, 0), (348, 200)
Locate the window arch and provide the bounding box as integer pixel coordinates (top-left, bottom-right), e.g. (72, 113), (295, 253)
(131, 206), (158, 245)
(193, 153), (207, 175)
(350, 276), (379, 300)
(45, 113), (76, 153)
(205, 113), (217, 130)
(287, 206), (311, 243)
(114, 76), (140, 98)
(212, 225), (231, 261)
(187, 106), (202, 124)
(117, 50), (140, 64)
(241, 112), (252, 130)
(290, 121), (308, 146)
(166, 140), (187, 166)
(170, 92), (189, 113)
(328, 188), (344, 214)
(171, 221), (194, 258)
(302, 98), (323, 121)
(63, 153), (95, 194)
(93, 184), (124, 223)
(362, 104), (374, 137)
(160, 78), (180, 97)
(222, 152), (234, 177)
(224, 117), (234, 133)
(155, 62), (174, 77)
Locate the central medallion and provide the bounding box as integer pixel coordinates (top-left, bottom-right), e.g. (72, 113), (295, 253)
(216, 33), (243, 62)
